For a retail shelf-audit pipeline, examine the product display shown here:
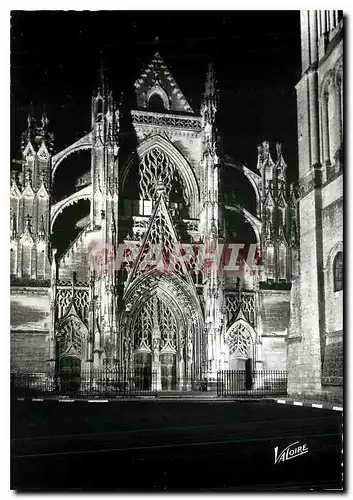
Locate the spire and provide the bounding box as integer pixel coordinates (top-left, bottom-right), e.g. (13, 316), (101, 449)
(51, 248), (57, 280)
(289, 183), (298, 207)
(24, 214), (32, 234)
(27, 112), (32, 130)
(10, 172), (21, 198)
(275, 141), (287, 182)
(97, 52), (107, 97)
(110, 211), (116, 236)
(202, 60), (218, 120)
(37, 214), (46, 241)
(256, 144), (263, 170)
(41, 111), (49, 130)
(201, 60), (219, 163)
(21, 111), (54, 154)
(10, 211), (17, 239)
(277, 223), (287, 244)
(22, 111), (35, 151)
(265, 219), (273, 242)
(204, 60), (216, 99)
(24, 169), (32, 187)
(262, 141), (270, 161)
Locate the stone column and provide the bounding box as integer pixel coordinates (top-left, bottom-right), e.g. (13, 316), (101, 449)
(309, 11), (318, 65)
(327, 83), (341, 166)
(329, 11), (335, 31)
(321, 93), (330, 166)
(321, 11), (327, 34)
(300, 11), (310, 71)
(186, 336), (192, 391)
(152, 338), (162, 391)
(308, 70), (320, 167)
(178, 333), (185, 390)
(47, 249), (57, 372)
(326, 10), (331, 32)
(335, 66), (343, 153)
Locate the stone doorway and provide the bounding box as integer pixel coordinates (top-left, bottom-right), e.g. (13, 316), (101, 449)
(228, 357), (253, 390)
(133, 352), (152, 390)
(58, 355), (81, 393)
(160, 353), (177, 390)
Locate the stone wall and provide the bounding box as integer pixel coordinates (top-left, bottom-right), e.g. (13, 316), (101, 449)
(58, 229), (98, 281)
(258, 290), (290, 370)
(262, 336), (287, 370)
(287, 190), (323, 396)
(11, 287), (51, 372)
(259, 290), (290, 336)
(322, 176), (343, 335)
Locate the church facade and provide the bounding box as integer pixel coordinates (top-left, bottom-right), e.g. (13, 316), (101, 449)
(13, 11), (343, 399)
(11, 50), (299, 391)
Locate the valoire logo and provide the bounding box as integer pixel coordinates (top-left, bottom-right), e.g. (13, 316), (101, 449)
(274, 441), (308, 464)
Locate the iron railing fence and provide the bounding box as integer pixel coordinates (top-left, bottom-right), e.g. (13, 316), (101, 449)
(217, 370), (287, 397)
(11, 370), (158, 398)
(156, 376), (209, 392)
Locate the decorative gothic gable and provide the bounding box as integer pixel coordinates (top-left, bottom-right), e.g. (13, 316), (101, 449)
(22, 141), (36, 159)
(10, 178), (21, 199)
(56, 312), (88, 359)
(225, 309), (256, 360)
(36, 180), (49, 199)
(125, 190), (193, 288)
(37, 141), (50, 162)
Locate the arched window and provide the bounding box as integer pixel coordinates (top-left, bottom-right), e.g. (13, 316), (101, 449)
(226, 320), (254, 360)
(333, 252), (343, 291)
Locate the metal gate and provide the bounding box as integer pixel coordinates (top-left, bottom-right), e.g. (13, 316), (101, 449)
(11, 370), (158, 398)
(217, 370), (287, 397)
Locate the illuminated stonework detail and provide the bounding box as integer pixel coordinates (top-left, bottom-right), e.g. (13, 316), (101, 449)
(139, 147), (186, 204)
(56, 315), (87, 358)
(227, 322), (253, 359)
(132, 295), (177, 352)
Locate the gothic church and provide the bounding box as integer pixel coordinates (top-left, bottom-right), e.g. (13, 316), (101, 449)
(10, 11), (343, 400)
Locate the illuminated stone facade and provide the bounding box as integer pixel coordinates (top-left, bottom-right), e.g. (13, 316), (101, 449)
(287, 11), (343, 402)
(11, 52), (299, 390)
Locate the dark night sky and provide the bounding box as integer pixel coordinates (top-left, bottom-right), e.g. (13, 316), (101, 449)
(11, 10), (301, 252)
(11, 10), (301, 164)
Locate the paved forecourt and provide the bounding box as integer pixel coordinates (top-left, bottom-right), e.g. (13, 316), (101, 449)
(11, 400), (343, 490)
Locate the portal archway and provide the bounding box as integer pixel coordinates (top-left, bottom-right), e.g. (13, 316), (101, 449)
(121, 134), (200, 218)
(131, 294), (179, 390)
(55, 312), (88, 393)
(122, 271), (204, 390)
(224, 317), (256, 390)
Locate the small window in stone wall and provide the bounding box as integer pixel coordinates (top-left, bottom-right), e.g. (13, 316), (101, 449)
(333, 251), (343, 292)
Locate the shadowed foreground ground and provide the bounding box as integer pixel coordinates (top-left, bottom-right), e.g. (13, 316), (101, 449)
(11, 400), (343, 491)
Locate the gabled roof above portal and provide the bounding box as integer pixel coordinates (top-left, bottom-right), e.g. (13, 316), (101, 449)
(125, 190), (193, 290)
(134, 52), (194, 114)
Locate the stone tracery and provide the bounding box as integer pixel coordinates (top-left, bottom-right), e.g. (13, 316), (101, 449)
(56, 314), (88, 359)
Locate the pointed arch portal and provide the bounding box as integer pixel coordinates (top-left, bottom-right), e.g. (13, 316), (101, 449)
(55, 309), (89, 393)
(225, 313), (256, 370)
(122, 270), (204, 391)
(121, 134), (200, 218)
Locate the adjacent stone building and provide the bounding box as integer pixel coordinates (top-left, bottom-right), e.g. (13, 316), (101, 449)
(287, 11), (343, 402)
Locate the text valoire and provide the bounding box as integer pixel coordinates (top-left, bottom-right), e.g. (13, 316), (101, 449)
(274, 441), (308, 464)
